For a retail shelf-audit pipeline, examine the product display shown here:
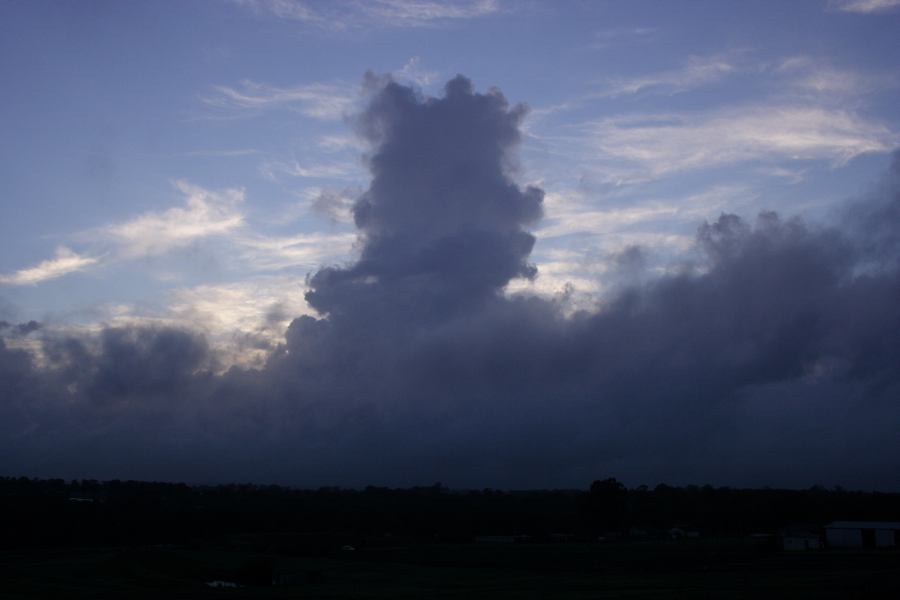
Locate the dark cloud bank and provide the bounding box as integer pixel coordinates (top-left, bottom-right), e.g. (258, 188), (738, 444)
(3, 76), (899, 490)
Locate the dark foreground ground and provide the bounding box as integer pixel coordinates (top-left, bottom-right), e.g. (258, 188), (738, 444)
(4, 539), (899, 599)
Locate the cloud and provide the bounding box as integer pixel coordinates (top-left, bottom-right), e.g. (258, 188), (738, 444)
(590, 26), (657, 50)
(581, 106), (896, 182)
(524, 53), (740, 122)
(166, 277), (314, 368)
(236, 231), (356, 271)
(103, 180), (245, 259)
(183, 148), (261, 158)
(3, 77), (900, 490)
(829, 0), (900, 13)
(599, 54), (738, 97)
(233, 0), (501, 29)
(258, 158), (356, 181)
(361, 0), (501, 24)
(1, 181), (247, 288)
(528, 52), (895, 131)
(395, 57), (438, 87)
(0, 320), (40, 337)
(317, 134), (366, 153)
(518, 185), (748, 303)
(37, 277), (315, 371)
(0, 247), (99, 286)
(504, 247), (605, 301)
(302, 74), (543, 324)
(200, 80), (356, 120)
(309, 188), (357, 222)
(233, 0), (321, 22)
(775, 56), (895, 99)
(536, 186), (750, 240)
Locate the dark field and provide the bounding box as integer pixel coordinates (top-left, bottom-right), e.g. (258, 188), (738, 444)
(4, 478), (899, 598)
(4, 539), (899, 599)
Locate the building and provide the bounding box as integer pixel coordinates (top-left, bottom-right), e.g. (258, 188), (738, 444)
(781, 530), (822, 551)
(825, 521), (900, 549)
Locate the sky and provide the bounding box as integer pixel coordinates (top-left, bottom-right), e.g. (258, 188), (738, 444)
(1, 0), (899, 490)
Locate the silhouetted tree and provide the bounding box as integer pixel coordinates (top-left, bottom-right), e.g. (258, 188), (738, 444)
(588, 478), (628, 531)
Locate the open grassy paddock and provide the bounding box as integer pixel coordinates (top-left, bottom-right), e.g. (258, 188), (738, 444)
(4, 538), (898, 599)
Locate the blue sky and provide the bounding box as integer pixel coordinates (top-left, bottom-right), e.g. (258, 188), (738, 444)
(2, 0), (899, 364)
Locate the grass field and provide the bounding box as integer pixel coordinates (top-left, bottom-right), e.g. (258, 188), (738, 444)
(3, 539), (898, 598)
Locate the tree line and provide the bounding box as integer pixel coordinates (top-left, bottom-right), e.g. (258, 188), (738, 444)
(2, 476), (897, 549)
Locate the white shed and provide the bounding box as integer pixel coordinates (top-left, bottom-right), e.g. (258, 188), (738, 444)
(825, 521), (900, 549)
(782, 531), (822, 551)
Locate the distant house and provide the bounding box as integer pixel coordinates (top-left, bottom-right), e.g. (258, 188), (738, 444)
(68, 495), (94, 503)
(68, 491), (105, 503)
(781, 530), (822, 551)
(748, 533), (777, 549)
(668, 527), (700, 540)
(475, 535), (532, 544)
(825, 522), (900, 549)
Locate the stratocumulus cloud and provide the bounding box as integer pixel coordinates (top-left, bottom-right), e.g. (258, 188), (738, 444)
(1, 76), (898, 490)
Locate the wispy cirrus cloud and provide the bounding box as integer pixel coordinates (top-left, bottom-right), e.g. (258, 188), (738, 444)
(775, 56), (896, 99)
(316, 134), (366, 153)
(182, 148), (261, 158)
(1, 180), (354, 290)
(2, 181), (247, 287)
(525, 52), (743, 124)
(233, 0), (321, 22)
(258, 158), (357, 181)
(531, 52), (892, 128)
(200, 80), (356, 120)
(598, 53), (739, 97)
(579, 105), (895, 183)
(537, 185), (753, 240)
(103, 180), (245, 259)
(829, 0), (900, 13)
(236, 231), (356, 272)
(0, 247), (99, 286)
(590, 26), (657, 50)
(232, 0), (501, 29)
(362, 0), (500, 25)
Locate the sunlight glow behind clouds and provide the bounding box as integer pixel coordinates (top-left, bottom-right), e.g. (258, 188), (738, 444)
(167, 277), (313, 367)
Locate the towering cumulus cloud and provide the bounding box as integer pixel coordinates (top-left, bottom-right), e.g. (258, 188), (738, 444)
(305, 75), (543, 324)
(1, 76), (899, 489)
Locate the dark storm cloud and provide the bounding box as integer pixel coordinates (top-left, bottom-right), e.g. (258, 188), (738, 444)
(0, 320), (40, 337)
(847, 152), (900, 269)
(1, 76), (898, 489)
(305, 75), (543, 324)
